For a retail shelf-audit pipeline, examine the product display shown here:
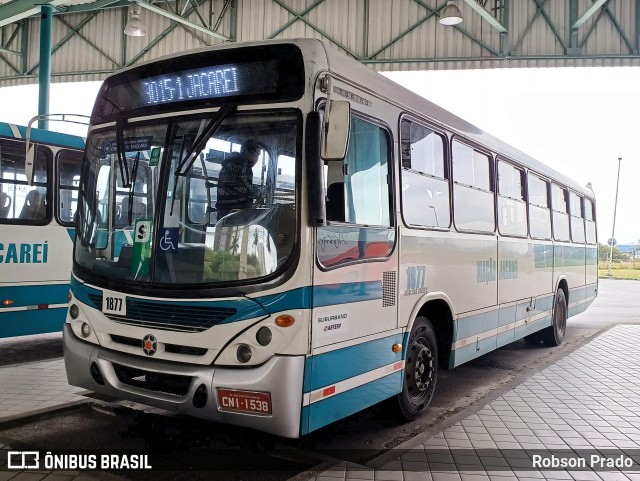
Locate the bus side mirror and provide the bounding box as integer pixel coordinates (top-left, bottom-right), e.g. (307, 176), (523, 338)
(321, 100), (350, 160)
(25, 143), (37, 186)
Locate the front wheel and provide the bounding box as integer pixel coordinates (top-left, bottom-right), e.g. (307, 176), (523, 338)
(542, 289), (567, 346)
(397, 316), (438, 421)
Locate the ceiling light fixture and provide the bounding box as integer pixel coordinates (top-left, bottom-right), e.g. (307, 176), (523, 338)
(124, 3), (146, 37)
(439, 0), (463, 26)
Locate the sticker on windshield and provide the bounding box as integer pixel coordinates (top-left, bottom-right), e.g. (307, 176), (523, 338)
(101, 136), (152, 155)
(149, 147), (161, 166)
(134, 220), (151, 243)
(159, 227), (179, 253)
(131, 219), (152, 278)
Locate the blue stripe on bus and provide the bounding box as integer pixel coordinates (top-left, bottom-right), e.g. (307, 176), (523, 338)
(0, 123), (15, 137)
(13, 125), (85, 149)
(0, 307), (67, 338)
(312, 281), (382, 307)
(453, 336), (497, 366)
(71, 277), (382, 324)
(457, 293), (556, 342)
(0, 283), (70, 308)
(514, 315), (552, 341)
(67, 228), (76, 240)
(456, 309), (498, 340)
(304, 333), (404, 393)
(301, 371), (402, 435)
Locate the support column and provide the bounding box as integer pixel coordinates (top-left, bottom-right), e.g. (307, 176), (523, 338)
(21, 19), (29, 74)
(229, 0), (237, 41)
(501, 0), (510, 56)
(635, 0), (640, 54)
(567, 0), (581, 55)
(38, 4), (53, 130)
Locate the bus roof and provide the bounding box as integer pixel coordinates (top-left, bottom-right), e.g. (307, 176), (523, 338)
(317, 40), (594, 199)
(101, 38), (593, 199)
(0, 122), (85, 150)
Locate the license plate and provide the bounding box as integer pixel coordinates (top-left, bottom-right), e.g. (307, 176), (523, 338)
(217, 388), (272, 416)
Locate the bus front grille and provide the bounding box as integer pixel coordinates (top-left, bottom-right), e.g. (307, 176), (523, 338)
(110, 334), (208, 357)
(88, 294), (236, 332)
(112, 363), (192, 397)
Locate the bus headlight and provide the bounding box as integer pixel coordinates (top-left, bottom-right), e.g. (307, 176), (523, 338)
(80, 322), (91, 338)
(69, 304), (80, 319)
(256, 327), (272, 346)
(236, 344), (252, 363)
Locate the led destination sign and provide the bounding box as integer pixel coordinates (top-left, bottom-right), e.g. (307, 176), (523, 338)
(92, 45), (305, 123)
(139, 61), (277, 106)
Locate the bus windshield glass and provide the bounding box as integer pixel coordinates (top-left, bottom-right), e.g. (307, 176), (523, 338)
(75, 110), (298, 286)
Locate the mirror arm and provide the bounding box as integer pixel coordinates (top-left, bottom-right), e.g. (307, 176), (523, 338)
(322, 74), (332, 153)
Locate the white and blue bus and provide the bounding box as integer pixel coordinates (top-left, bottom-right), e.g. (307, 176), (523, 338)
(0, 122), (85, 338)
(64, 39), (597, 438)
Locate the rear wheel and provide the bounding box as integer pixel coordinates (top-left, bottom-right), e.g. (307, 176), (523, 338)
(542, 289), (567, 346)
(397, 316), (438, 421)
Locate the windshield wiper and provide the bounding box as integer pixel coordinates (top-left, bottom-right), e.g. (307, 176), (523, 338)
(127, 151), (141, 226)
(116, 119), (131, 188)
(170, 104), (236, 215)
(175, 104), (236, 177)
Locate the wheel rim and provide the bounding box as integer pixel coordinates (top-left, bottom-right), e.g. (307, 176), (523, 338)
(405, 334), (434, 401)
(555, 297), (566, 337)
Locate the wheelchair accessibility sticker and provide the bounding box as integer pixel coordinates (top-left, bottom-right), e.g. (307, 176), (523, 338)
(159, 227), (179, 253)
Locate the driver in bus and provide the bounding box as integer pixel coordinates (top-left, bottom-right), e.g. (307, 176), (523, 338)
(215, 139), (264, 219)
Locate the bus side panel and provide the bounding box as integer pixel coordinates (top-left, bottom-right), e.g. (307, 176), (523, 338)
(554, 242), (586, 317)
(0, 306), (68, 337)
(0, 224), (74, 338)
(399, 231), (497, 368)
(584, 245), (598, 310)
(301, 332), (404, 435)
(304, 236), (401, 433)
(398, 230), (497, 314)
(498, 238), (552, 303)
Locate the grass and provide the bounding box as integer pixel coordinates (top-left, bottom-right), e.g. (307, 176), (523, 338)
(598, 262), (640, 280)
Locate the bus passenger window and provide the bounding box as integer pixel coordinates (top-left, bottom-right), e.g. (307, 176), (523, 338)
(585, 199), (596, 244)
(497, 161), (527, 237)
(57, 150), (82, 226)
(0, 141), (50, 224)
(400, 120), (449, 228)
(569, 191), (585, 244)
(551, 184), (570, 242)
(342, 118), (391, 227)
(452, 140), (494, 233)
(528, 173), (551, 239)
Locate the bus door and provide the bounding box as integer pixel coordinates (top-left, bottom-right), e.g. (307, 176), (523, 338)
(305, 113), (400, 433)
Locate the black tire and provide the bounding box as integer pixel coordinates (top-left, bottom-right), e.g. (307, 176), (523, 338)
(542, 289), (567, 347)
(397, 316), (438, 421)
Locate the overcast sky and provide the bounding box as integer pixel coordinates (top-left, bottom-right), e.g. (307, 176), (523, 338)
(1, 67), (638, 244)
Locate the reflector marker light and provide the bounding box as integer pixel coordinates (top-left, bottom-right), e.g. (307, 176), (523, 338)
(2, 299), (13, 306)
(275, 315), (295, 327)
(322, 386), (335, 397)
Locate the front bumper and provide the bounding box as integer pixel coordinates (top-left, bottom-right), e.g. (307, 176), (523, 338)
(63, 324), (305, 438)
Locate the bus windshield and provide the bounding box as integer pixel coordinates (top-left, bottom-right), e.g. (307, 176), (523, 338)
(74, 110), (298, 286)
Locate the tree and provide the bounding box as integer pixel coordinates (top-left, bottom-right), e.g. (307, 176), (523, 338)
(598, 243), (625, 263)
